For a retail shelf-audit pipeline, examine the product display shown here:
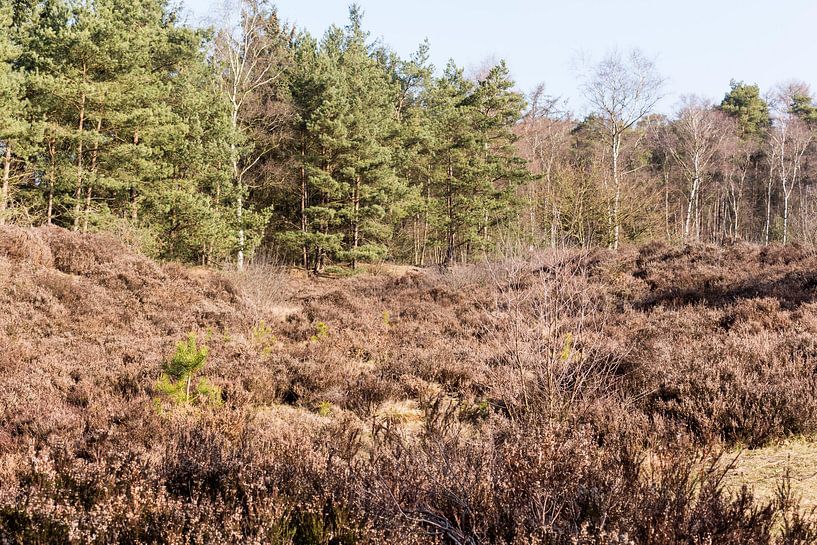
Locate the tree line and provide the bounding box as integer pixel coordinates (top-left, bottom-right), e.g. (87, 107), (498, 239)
(2, 0), (817, 269)
(521, 54), (817, 250)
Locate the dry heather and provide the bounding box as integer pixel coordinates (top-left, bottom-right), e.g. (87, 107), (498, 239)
(1, 227), (817, 544)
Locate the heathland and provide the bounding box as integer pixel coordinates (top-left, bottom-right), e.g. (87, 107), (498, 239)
(2, 225), (817, 544)
(6, 1), (817, 543)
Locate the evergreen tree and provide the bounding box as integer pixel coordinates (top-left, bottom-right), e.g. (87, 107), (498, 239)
(424, 61), (476, 265)
(333, 7), (404, 268)
(280, 6), (405, 271)
(720, 80), (771, 138)
(32, 0), (116, 229)
(16, 0), (240, 262)
(466, 61), (530, 251)
(0, 2), (35, 224)
(390, 40), (434, 264)
(275, 31), (324, 268)
(425, 60), (528, 265)
(298, 26), (352, 271)
(789, 91), (817, 126)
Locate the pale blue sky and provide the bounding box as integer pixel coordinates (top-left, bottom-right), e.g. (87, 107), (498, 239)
(180, 0), (817, 114)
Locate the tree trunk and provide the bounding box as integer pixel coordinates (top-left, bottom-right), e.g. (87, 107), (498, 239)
(445, 154), (455, 266)
(611, 134), (621, 250)
(728, 165), (745, 243)
(130, 130), (139, 222)
(300, 140), (308, 269)
(230, 100), (244, 271)
(73, 80), (87, 231)
(312, 245), (322, 275)
(664, 171), (670, 241)
(684, 178), (699, 241)
(764, 165), (773, 245)
(798, 178), (807, 243)
(783, 191), (790, 245)
(47, 138), (56, 225)
(74, 107), (85, 231)
(83, 117), (103, 233)
(412, 214), (420, 266)
(83, 186), (93, 233)
(420, 180), (430, 266)
(237, 189), (244, 270)
(0, 144), (10, 225)
(732, 200), (739, 242)
(351, 175), (360, 269)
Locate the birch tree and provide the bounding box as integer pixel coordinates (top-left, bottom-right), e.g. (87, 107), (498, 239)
(214, 0), (289, 269)
(666, 96), (728, 241)
(718, 126), (753, 242)
(518, 84), (571, 246)
(768, 107), (813, 245)
(581, 49), (663, 249)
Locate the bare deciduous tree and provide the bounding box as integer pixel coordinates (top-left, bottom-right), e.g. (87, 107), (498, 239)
(518, 84), (571, 246)
(718, 123), (753, 242)
(581, 49), (664, 249)
(768, 86), (814, 245)
(664, 96), (729, 241)
(214, 0), (290, 269)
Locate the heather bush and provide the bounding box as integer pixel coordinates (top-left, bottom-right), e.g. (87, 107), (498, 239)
(3, 227), (817, 543)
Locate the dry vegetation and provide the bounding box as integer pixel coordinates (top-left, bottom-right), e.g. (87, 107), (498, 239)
(724, 440), (817, 512)
(2, 226), (817, 544)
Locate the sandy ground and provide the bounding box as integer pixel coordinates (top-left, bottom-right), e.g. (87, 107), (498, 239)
(724, 439), (817, 510)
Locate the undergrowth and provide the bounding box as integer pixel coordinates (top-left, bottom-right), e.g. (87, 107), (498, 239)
(2, 227), (817, 543)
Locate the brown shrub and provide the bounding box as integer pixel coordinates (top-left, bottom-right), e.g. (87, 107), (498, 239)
(0, 225), (54, 268)
(2, 229), (817, 543)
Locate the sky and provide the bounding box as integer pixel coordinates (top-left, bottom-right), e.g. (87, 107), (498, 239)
(180, 0), (817, 115)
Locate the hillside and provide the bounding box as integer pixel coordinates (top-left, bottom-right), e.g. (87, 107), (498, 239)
(2, 227), (817, 544)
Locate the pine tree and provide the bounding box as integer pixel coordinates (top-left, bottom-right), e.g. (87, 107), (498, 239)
(280, 6), (405, 271)
(425, 60), (529, 265)
(275, 31), (324, 268)
(387, 40), (432, 264)
(18, 0), (240, 262)
(0, 2), (34, 224)
(155, 333), (221, 406)
(720, 80), (771, 139)
(105, 2), (239, 262)
(301, 28), (352, 271)
(789, 91), (817, 126)
(334, 7), (404, 268)
(422, 61), (472, 265)
(466, 61), (529, 253)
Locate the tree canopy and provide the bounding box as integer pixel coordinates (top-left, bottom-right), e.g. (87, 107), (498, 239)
(4, 1), (817, 266)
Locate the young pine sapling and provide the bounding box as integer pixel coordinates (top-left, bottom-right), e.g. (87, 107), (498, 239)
(156, 333), (222, 406)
